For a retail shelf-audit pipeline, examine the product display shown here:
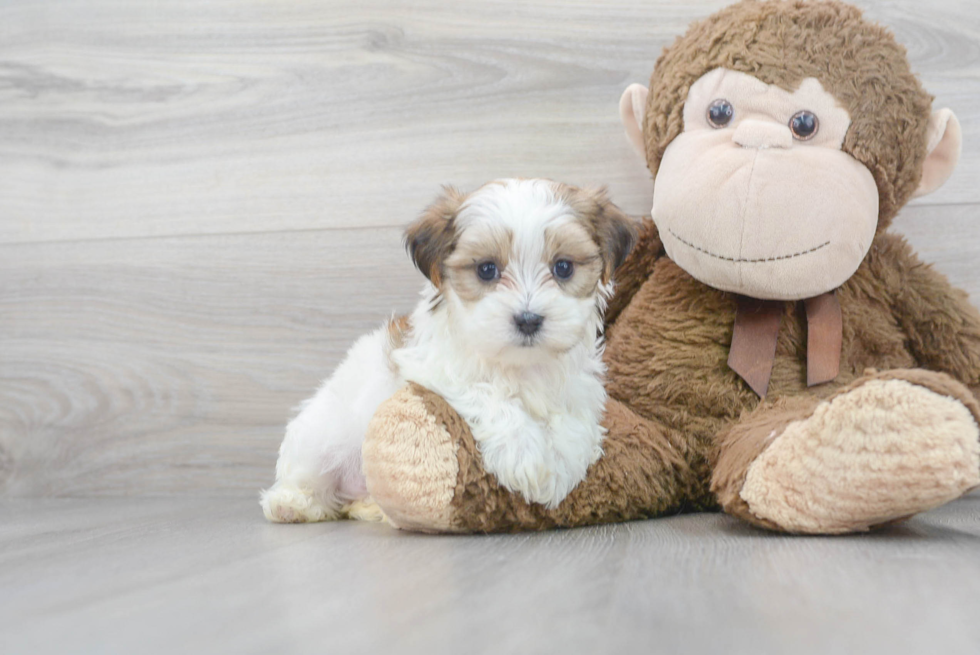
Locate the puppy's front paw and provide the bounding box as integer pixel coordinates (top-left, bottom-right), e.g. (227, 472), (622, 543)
(478, 435), (563, 509)
(259, 483), (340, 523)
(502, 454), (560, 509)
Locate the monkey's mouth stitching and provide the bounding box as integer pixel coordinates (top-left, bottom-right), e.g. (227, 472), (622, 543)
(668, 228), (830, 263)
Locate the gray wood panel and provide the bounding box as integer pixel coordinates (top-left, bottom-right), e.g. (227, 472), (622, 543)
(1, 0), (978, 245)
(1, 0), (979, 499)
(1, 205), (978, 498)
(0, 227), (420, 496)
(1, 496), (979, 655)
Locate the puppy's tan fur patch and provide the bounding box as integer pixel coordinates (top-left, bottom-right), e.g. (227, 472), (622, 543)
(444, 223), (513, 303)
(384, 315), (411, 372)
(558, 184), (637, 283)
(406, 181), (636, 305)
(544, 221), (603, 299)
(404, 186), (467, 286)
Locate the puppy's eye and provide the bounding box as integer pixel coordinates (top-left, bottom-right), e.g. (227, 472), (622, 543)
(707, 99), (734, 128)
(789, 110), (818, 140)
(476, 261), (499, 282)
(552, 259), (574, 280)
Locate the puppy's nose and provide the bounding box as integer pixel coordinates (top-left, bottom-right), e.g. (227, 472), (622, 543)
(514, 311), (544, 337)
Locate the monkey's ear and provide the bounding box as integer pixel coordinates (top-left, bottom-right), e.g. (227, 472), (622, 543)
(619, 83), (649, 160)
(404, 186), (465, 286)
(913, 109), (962, 198)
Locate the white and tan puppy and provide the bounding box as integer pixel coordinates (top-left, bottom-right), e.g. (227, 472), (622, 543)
(261, 179), (635, 522)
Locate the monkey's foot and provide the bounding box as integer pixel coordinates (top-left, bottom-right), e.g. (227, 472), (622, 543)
(739, 373), (980, 534)
(362, 384), (463, 533)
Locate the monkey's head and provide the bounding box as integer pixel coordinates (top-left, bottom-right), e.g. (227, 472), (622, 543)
(620, 0), (961, 300)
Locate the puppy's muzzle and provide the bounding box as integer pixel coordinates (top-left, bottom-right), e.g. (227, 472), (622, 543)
(514, 311), (544, 337)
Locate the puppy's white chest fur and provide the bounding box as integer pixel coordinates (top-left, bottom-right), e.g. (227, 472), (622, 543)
(391, 283), (608, 510)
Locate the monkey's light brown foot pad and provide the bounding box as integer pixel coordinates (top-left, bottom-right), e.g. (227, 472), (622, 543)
(362, 385), (461, 533)
(741, 379), (980, 534)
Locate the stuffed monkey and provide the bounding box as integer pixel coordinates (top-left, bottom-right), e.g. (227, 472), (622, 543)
(360, 0), (980, 533)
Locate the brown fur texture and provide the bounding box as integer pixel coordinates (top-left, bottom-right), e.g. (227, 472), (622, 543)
(361, 0), (980, 534)
(603, 216), (663, 326)
(404, 185), (466, 285)
(643, 0), (933, 228)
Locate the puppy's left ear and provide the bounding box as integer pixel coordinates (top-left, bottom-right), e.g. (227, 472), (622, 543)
(588, 188), (637, 283)
(404, 185), (465, 286)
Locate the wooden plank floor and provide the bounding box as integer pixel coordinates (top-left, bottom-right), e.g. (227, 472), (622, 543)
(2, 495), (980, 655)
(1, 1), (980, 652)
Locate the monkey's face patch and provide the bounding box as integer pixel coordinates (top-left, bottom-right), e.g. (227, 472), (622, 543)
(651, 68), (879, 300)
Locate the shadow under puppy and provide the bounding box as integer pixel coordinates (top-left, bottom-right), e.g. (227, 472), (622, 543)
(261, 179), (636, 522)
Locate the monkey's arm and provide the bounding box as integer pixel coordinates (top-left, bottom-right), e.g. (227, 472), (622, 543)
(605, 216), (664, 329)
(363, 383), (710, 532)
(876, 232), (980, 387)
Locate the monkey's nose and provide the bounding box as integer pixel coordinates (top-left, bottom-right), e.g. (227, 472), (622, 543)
(733, 119), (793, 150)
(514, 311), (544, 337)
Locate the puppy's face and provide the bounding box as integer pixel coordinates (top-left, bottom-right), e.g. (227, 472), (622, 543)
(405, 179), (635, 365)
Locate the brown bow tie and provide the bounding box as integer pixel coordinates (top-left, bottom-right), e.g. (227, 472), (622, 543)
(727, 292), (842, 398)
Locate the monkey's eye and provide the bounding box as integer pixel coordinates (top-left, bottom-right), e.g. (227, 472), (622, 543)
(707, 99), (734, 128)
(552, 260), (574, 280)
(476, 261), (499, 281)
(789, 110), (819, 141)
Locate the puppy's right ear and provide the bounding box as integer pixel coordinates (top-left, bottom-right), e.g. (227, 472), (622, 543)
(591, 189), (638, 284)
(404, 186), (465, 286)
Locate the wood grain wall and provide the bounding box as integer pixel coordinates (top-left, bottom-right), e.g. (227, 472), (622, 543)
(2, 0), (978, 497)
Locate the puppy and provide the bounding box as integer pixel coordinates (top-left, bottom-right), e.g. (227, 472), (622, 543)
(261, 179), (636, 522)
